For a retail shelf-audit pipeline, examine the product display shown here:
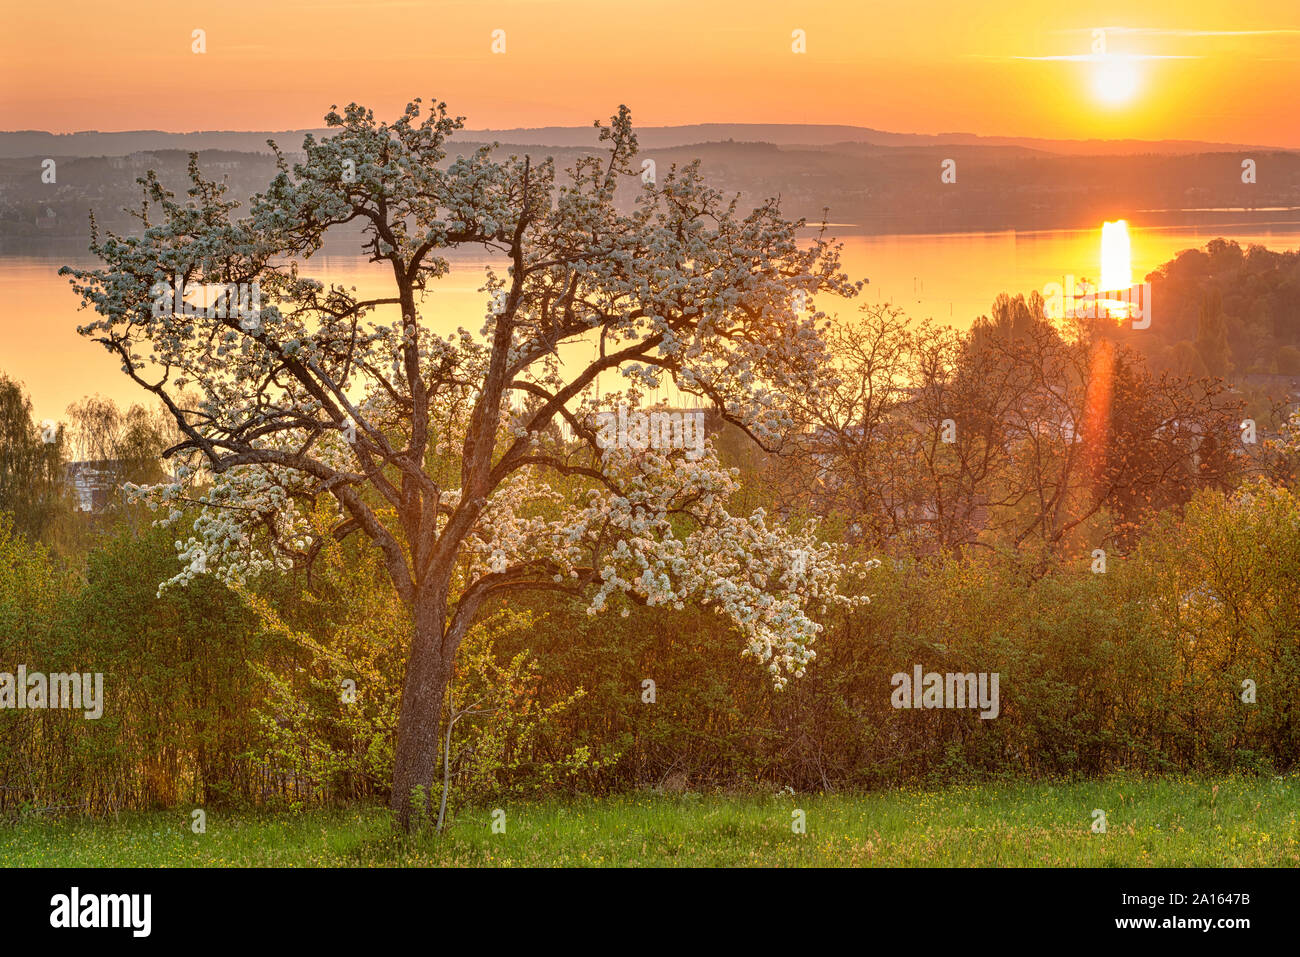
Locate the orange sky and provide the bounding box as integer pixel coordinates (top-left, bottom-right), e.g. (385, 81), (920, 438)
(2, 1), (1299, 145)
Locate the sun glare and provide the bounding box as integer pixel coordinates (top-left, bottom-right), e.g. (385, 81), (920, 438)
(1100, 220), (1132, 293)
(1093, 57), (1140, 106)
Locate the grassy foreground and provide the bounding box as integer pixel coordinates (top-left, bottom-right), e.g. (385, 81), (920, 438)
(3, 776), (1297, 867)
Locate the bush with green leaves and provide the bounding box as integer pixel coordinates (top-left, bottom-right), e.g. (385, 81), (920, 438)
(3, 478), (1294, 812)
(245, 521), (601, 820)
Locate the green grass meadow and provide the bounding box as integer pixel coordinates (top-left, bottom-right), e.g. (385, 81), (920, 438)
(3, 775), (1297, 867)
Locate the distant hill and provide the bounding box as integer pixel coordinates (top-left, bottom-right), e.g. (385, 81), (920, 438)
(453, 124), (1281, 157)
(4, 133), (1297, 247)
(0, 124), (1286, 159)
(0, 129), (336, 158)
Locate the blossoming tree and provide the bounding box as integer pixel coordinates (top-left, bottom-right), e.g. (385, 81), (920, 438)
(64, 100), (867, 827)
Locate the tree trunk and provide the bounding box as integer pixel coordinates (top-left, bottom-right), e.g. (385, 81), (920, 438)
(390, 591), (449, 831)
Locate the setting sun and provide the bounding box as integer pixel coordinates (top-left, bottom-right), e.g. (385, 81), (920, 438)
(1093, 57), (1141, 106)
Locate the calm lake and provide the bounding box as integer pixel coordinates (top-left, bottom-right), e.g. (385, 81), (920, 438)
(5, 221), (1300, 420)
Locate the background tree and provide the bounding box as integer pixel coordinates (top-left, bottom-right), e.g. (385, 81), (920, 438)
(1195, 288), (1232, 379)
(64, 395), (175, 482)
(63, 100), (867, 828)
(778, 294), (1242, 560)
(63, 395), (178, 534)
(0, 374), (66, 541)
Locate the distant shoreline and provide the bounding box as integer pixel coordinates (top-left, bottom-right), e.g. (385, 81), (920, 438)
(10, 211), (1300, 258)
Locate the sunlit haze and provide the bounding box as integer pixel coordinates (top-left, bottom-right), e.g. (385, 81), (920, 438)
(2, 1), (1299, 145)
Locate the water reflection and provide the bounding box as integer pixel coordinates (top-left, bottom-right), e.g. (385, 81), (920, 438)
(5, 223), (1299, 418)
